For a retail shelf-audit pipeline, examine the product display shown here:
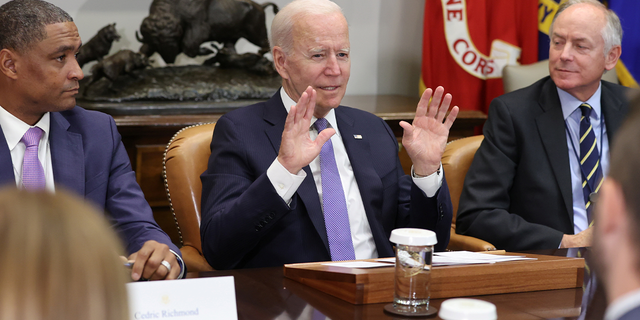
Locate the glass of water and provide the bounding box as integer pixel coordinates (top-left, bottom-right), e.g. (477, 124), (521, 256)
(390, 228), (436, 314)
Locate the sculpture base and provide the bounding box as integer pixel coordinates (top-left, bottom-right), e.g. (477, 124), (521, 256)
(76, 98), (267, 116)
(79, 65), (281, 104)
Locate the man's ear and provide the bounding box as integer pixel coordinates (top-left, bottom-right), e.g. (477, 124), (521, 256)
(272, 46), (290, 80)
(604, 45), (621, 71)
(0, 49), (18, 80)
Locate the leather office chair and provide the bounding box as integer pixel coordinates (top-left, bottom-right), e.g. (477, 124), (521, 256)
(442, 135), (496, 251)
(163, 122), (216, 272)
(502, 59), (619, 93)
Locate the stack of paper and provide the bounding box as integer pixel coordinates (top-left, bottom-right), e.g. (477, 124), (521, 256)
(320, 251), (537, 269)
(431, 251), (537, 266)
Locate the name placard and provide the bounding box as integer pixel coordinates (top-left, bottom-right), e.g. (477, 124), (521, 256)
(127, 276), (237, 320)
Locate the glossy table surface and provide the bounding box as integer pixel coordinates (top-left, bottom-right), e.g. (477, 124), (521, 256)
(188, 250), (589, 320)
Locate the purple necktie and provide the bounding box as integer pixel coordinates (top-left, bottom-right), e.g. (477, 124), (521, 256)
(21, 127), (45, 190)
(314, 118), (355, 261)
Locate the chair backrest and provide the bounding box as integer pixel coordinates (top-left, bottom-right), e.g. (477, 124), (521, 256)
(442, 135), (484, 232)
(502, 59), (619, 93)
(163, 122), (216, 271)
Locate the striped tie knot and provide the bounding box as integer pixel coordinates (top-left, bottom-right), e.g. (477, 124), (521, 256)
(579, 103), (593, 122)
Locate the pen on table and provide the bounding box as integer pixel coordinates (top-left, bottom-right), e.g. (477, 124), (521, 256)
(482, 250), (507, 255)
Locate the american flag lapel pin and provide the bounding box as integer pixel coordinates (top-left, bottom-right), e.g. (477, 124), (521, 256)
(353, 134), (362, 139)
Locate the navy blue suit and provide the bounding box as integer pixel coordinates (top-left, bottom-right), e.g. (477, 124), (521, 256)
(200, 93), (452, 270)
(0, 106), (180, 256)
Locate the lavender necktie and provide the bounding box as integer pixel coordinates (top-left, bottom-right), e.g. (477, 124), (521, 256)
(21, 127), (45, 190)
(314, 118), (355, 261)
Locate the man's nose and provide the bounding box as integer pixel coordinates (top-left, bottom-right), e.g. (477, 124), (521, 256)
(70, 56), (84, 81)
(324, 55), (341, 76)
(559, 44), (574, 61)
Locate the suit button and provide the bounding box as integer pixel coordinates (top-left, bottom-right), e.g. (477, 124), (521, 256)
(268, 212), (275, 220)
(439, 204), (444, 213)
(262, 220), (268, 225)
(255, 226), (261, 231)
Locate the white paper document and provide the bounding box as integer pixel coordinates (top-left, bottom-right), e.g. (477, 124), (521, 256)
(375, 251), (536, 267)
(127, 276), (238, 320)
(432, 251), (536, 266)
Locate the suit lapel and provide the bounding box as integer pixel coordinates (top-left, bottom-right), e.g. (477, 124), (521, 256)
(263, 94), (329, 252)
(0, 127), (16, 186)
(600, 82), (626, 145)
(263, 94), (287, 155)
(535, 79), (574, 222)
(49, 112), (85, 196)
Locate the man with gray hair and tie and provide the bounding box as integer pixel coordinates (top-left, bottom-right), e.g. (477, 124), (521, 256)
(200, 0), (458, 269)
(456, 0), (634, 251)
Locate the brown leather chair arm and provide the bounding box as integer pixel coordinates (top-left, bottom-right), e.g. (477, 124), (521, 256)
(448, 231), (496, 252)
(180, 245), (214, 272)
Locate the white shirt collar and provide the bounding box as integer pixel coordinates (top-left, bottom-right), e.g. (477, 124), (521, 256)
(605, 288), (640, 320)
(558, 82), (602, 121)
(0, 105), (50, 150)
(279, 87), (341, 137)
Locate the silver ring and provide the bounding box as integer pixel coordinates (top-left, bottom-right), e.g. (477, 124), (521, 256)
(161, 260), (171, 273)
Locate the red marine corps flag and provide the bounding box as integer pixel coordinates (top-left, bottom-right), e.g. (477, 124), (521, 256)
(421, 0), (539, 113)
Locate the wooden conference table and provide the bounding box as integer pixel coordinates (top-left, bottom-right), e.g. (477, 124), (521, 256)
(187, 249), (587, 320)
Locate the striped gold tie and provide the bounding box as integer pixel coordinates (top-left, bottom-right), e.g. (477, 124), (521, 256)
(578, 103), (603, 224)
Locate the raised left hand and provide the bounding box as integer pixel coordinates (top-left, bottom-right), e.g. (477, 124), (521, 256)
(399, 86), (459, 176)
(128, 240), (180, 281)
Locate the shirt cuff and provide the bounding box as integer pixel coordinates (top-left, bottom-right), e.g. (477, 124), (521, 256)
(411, 163), (443, 198)
(170, 249), (186, 279)
(266, 158), (306, 204)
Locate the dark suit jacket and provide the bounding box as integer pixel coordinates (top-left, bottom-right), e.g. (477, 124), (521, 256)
(200, 93), (453, 269)
(0, 106), (179, 256)
(456, 77), (630, 251)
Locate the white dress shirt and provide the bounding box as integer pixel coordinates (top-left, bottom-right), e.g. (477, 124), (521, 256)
(266, 88), (443, 259)
(605, 288), (640, 320)
(0, 106), (55, 192)
(558, 83), (608, 235)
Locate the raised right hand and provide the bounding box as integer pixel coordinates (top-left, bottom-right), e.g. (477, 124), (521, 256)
(277, 86), (335, 174)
